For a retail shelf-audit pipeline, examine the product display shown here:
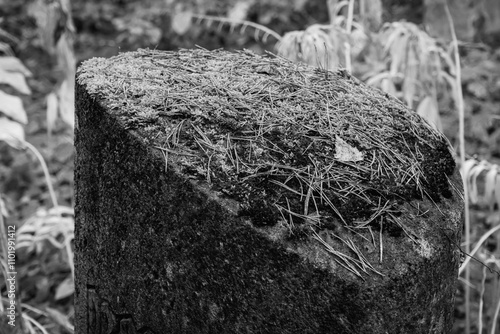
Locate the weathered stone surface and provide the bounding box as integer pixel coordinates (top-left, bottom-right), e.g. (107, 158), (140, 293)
(75, 48), (463, 334)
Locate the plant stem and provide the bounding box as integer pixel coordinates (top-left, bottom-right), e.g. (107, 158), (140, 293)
(344, 0), (354, 72)
(459, 224), (500, 274)
(23, 141), (58, 208)
(444, 1), (469, 333)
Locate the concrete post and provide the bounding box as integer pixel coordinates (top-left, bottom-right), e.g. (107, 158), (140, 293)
(75, 48), (463, 334)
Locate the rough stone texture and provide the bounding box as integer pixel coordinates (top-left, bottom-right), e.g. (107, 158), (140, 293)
(75, 49), (463, 334)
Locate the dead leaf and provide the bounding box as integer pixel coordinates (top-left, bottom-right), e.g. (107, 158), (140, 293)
(334, 135), (363, 162)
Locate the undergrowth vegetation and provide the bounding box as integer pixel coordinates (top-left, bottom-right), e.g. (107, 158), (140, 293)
(0, 0), (499, 333)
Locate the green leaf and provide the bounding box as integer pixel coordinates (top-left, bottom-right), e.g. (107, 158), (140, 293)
(389, 32), (408, 77)
(468, 161), (488, 205)
(495, 171), (500, 211)
(0, 196), (7, 217)
(462, 159), (477, 181)
(54, 276), (74, 300)
(228, 1), (252, 21)
(0, 56), (32, 77)
(365, 71), (389, 86)
(402, 64), (417, 108)
(0, 69), (31, 95)
(276, 31), (302, 62)
(484, 166), (498, 212)
(416, 96), (442, 131)
(58, 78), (75, 129)
(381, 78), (397, 97)
(0, 116), (25, 148)
(438, 48), (456, 76)
(0, 90), (27, 123)
(383, 22), (405, 53)
(46, 92), (58, 136)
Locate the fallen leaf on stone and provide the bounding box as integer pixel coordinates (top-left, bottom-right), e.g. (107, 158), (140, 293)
(334, 135), (363, 162)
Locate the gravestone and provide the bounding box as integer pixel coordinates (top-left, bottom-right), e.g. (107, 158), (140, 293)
(75, 48), (463, 334)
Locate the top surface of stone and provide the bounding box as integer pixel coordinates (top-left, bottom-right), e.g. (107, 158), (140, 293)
(77, 48), (457, 233)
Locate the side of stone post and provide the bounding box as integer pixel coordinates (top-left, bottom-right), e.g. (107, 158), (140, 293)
(75, 49), (463, 334)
